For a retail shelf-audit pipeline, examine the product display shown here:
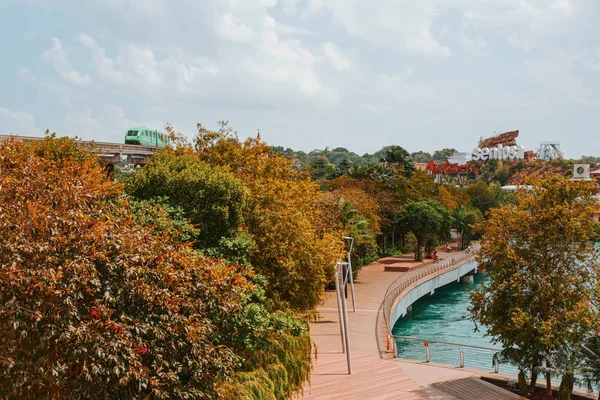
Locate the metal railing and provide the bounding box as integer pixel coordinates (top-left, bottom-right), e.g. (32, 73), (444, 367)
(377, 245), (480, 359)
(392, 335), (512, 374)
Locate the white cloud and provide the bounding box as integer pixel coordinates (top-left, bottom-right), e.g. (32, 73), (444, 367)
(56, 104), (164, 142)
(459, 31), (487, 52)
(77, 34), (219, 95)
(323, 42), (351, 72)
(75, 25), (336, 105)
(41, 38), (93, 87)
(4, 0), (600, 157)
(526, 58), (596, 105)
(578, 48), (600, 72)
(551, 0), (572, 13)
(313, 1), (451, 56)
(216, 12), (255, 43)
(18, 67), (36, 83)
(376, 67), (435, 101)
(357, 103), (377, 112)
(508, 33), (530, 51)
(0, 107), (41, 136)
(280, 0), (300, 16)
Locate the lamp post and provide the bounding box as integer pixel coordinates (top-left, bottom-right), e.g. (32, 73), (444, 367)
(341, 236), (356, 312)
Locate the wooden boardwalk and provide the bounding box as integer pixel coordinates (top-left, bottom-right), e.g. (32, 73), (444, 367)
(301, 243), (525, 400)
(302, 352), (429, 400)
(429, 377), (524, 400)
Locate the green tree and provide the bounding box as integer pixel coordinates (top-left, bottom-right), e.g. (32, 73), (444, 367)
(452, 203), (482, 250)
(466, 180), (498, 214)
(126, 149), (246, 249)
(580, 336), (600, 399)
(469, 177), (600, 399)
(379, 145), (415, 178)
(309, 155), (339, 181)
(432, 148), (456, 163)
(335, 197), (379, 266)
(398, 201), (451, 261)
(411, 151), (433, 163)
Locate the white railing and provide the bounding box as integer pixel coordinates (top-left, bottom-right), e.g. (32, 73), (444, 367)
(392, 335), (508, 374)
(377, 245), (480, 359)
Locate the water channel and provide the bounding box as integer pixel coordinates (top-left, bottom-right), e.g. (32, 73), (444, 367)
(391, 272), (518, 375)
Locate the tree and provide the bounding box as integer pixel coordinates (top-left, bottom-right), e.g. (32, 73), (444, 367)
(379, 145), (415, 178)
(411, 151), (433, 163)
(465, 180), (498, 214)
(493, 347), (537, 397)
(432, 148), (456, 163)
(469, 176), (600, 398)
(329, 175), (403, 236)
(580, 336), (600, 400)
(320, 187), (381, 267)
(193, 122), (341, 311)
(438, 185), (470, 210)
(398, 201), (451, 261)
(309, 155), (339, 181)
(0, 136), (256, 398)
(126, 149), (246, 249)
(409, 169), (438, 201)
(452, 203), (482, 250)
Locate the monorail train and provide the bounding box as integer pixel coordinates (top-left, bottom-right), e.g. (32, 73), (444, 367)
(124, 127), (169, 147)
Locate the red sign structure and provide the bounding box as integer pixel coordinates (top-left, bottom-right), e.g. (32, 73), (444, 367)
(425, 160), (479, 176)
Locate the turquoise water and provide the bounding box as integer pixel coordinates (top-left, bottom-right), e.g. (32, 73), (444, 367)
(391, 273), (518, 375)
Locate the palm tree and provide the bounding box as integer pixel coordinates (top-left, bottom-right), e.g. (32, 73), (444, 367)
(453, 203), (474, 250)
(379, 145), (415, 178)
(580, 336), (600, 400)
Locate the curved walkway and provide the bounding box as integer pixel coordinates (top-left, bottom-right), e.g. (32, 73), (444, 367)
(301, 244), (523, 400)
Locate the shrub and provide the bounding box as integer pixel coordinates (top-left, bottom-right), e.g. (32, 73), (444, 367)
(0, 137), (254, 399)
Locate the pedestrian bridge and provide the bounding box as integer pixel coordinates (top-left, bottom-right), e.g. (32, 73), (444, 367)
(377, 249), (479, 359)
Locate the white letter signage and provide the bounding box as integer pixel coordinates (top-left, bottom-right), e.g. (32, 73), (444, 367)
(472, 145), (525, 161)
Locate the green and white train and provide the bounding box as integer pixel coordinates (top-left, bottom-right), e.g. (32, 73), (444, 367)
(124, 127), (169, 147)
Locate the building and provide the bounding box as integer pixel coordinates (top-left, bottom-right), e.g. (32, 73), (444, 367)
(447, 151), (471, 165)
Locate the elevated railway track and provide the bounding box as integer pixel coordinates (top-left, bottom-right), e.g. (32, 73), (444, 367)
(0, 134), (162, 166)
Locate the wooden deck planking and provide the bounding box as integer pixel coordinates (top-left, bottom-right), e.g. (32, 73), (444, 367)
(302, 243), (525, 400)
(302, 352), (429, 400)
(430, 377), (525, 400)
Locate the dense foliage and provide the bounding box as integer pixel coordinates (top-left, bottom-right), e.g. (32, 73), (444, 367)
(8, 122), (589, 398)
(0, 137), (255, 398)
(192, 123), (341, 311)
(126, 150), (246, 248)
(469, 176), (600, 399)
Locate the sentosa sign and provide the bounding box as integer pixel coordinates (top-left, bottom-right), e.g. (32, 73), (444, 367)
(472, 144), (525, 161)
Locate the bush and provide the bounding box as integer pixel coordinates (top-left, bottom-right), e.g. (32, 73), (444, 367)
(0, 137), (255, 399)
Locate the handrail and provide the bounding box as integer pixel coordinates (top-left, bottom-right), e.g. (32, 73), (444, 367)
(392, 334), (506, 373)
(394, 335), (500, 352)
(377, 244), (480, 358)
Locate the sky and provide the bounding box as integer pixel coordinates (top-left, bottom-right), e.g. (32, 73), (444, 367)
(0, 0), (599, 158)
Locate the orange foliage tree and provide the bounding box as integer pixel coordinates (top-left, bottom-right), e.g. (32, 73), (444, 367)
(0, 136), (255, 398)
(329, 175), (402, 233)
(192, 123), (341, 311)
